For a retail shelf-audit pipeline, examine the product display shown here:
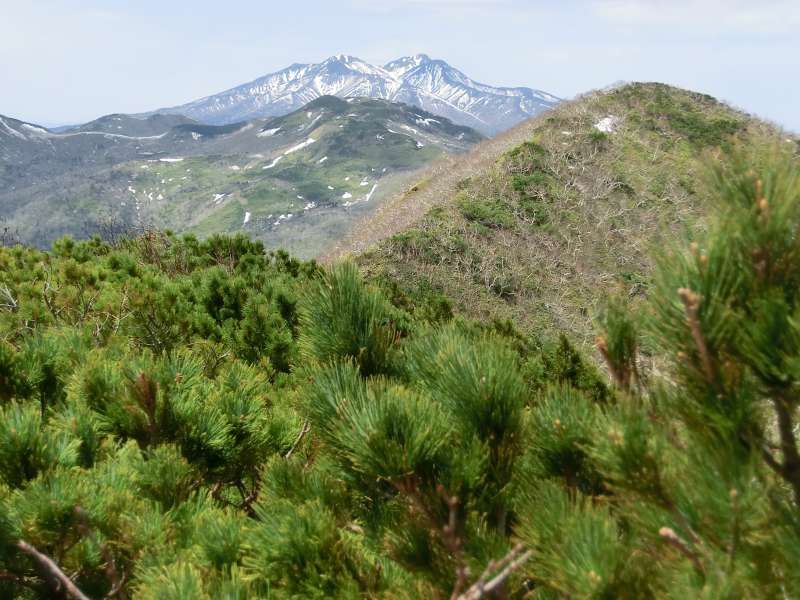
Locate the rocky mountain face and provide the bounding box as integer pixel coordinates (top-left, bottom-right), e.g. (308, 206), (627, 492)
(0, 96), (482, 255)
(149, 54), (559, 135)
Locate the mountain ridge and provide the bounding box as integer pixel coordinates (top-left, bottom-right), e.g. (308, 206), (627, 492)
(0, 96), (482, 254)
(146, 54), (559, 135)
(351, 82), (796, 342)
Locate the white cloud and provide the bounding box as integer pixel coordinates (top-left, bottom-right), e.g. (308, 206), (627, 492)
(592, 0), (800, 33)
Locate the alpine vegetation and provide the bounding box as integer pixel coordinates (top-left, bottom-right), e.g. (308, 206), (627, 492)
(1, 140), (800, 597)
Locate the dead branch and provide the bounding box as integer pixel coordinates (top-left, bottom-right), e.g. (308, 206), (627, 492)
(457, 545), (533, 600)
(0, 284), (18, 311)
(658, 527), (705, 576)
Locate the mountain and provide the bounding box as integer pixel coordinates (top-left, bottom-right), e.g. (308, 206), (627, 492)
(65, 113), (197, 136)
(0, 113), (201, 190)
(344, 83), (797, 342)
(149, 54), (559, 135)
(0, 114), (50, 164)
(0, 96), (482, 255)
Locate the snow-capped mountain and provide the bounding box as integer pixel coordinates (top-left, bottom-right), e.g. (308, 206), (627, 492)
(151, 54), (559, 135)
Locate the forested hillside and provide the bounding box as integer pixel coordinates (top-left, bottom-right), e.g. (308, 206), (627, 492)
(2, 139), (800, 597)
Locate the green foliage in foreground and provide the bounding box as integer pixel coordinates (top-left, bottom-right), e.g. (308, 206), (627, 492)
(1, 149), (800, 598)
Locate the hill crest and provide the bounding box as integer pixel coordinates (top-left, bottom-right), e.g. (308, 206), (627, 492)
(348, 82), (795, 341)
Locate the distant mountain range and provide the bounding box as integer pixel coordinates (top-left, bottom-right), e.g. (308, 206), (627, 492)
(0, 52), (558, 254)
(148, 54), (559, 135)
(0, 96), (482, 255)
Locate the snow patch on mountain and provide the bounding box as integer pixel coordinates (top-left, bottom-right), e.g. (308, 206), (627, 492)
(257, 127), (281, 138)
(595, 116), (620, 133)
(0, 118), (28, 140)
(262, 156), (283, 169)
(284, 137), (316, 155)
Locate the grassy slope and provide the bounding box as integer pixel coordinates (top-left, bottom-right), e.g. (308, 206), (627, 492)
(123, 120), (447, 257)
(359, 83), (794, 343)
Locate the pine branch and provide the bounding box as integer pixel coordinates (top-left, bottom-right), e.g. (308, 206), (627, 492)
(131, 373), (159, 446)
(457, 545), (533, 600)
(234, 479), (259, 516)
(595, 335), (630, 390)
(0, 569), (40, 594)
(659, 527), (705, 577)
(15, 540), (91, 600)
(728, 488), (741, 571)
(677, 288), (715, 384)
(0, 570), (24, 583)
(285, 420), (310, 459)
(75, 506), (128, 600)
(437, 486), (469, 600)
(771, 389), (800, 506)
(240, 489), (259, 516)
(434, 485), (532, 600)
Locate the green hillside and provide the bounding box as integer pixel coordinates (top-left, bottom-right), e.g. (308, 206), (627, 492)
(0, 97), (481, 257)
(2, 141), (800, 597)
(1, 84), (800, 599)
(359, 83), (795, 343)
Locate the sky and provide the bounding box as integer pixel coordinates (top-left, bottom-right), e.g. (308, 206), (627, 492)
(2, 0), (798, 131)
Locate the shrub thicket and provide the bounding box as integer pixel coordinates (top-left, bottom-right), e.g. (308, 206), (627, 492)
(1, 149), (799, 598)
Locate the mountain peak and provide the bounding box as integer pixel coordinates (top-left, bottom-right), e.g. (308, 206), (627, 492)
(329, 53), (359, 63)
(320, 54), (389, 78)
(151, 55), (559, 135)
(384, 54), (434, 76)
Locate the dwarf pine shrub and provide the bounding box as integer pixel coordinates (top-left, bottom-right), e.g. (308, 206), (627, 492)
(0, 148), (799, 597)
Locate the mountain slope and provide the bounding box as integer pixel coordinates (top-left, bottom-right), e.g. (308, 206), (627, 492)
(386, 55), (558, 134)
(0, 113), (198, 190)
(66, 113), (197, 136)
(0, 97), (482, 255)
(352, 83), (797, 342)
(149, 54), (559, 135)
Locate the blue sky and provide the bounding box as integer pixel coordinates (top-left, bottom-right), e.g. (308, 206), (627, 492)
(2, 0), (798, 131)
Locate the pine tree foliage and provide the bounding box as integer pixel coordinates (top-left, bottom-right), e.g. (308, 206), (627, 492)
(0, 148), (799, 597)
(299, 261), (400, 377)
